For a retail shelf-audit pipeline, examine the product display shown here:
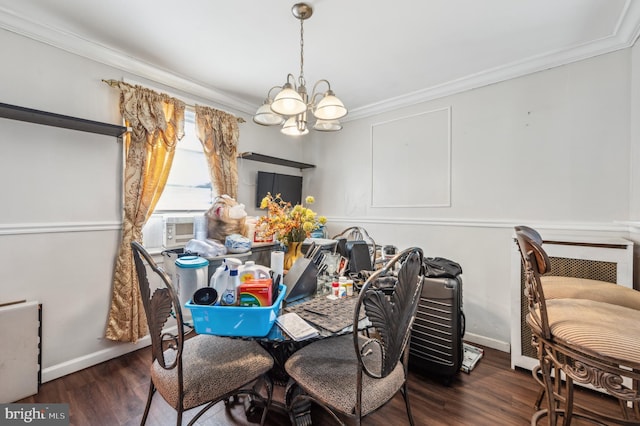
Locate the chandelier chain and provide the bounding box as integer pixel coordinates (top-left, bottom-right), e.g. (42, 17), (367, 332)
(252, 3), (346, 134)
(299, 18), (305, 81)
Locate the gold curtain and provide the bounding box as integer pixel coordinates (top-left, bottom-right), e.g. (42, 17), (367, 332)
(105, 82), (185, 343)
(194, 104), (240, 199)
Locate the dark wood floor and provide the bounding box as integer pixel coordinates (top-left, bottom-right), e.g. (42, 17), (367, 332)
(18, 343), (621, 425)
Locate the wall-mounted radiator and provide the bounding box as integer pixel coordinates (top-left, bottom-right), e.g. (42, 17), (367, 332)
(0, 301), (40, 402)
(510, 235), (634, 371)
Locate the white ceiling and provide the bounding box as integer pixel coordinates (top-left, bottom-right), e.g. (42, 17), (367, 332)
(1, 0), (639, 120)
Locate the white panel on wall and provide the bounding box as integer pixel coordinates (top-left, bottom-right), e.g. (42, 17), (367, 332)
(370, 107), (451, 207)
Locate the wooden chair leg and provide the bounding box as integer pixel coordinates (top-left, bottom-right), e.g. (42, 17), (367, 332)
(532, 365), (545, 410)
(617, 399), (630, 421)
(563, 376), (574, 426)
(534, 388), (545, 410)
(542, 356), (558, 426)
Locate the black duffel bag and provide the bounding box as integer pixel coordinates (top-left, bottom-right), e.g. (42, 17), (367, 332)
(423, 257), (462, 278)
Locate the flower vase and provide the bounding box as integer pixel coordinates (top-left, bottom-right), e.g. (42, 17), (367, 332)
(284, 242), (303, 270)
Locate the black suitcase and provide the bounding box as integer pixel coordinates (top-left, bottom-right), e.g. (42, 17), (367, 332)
(409, 275), (465, 384)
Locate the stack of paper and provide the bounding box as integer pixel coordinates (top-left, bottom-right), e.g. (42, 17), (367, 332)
(276, 312), (319, 341)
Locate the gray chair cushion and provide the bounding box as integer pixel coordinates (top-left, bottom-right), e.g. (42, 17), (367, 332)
(151, 334), (273, 410)
(285, 334), (405, 416)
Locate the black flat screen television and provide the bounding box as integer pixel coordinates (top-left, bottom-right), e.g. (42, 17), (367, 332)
(256, 171), (303, 208)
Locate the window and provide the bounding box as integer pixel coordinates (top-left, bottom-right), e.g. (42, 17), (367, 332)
(141, 109), (215, 250)
(155, 110), (213, 212)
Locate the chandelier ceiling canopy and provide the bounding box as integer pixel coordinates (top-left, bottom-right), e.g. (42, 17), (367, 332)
(253, 3), (347, 136)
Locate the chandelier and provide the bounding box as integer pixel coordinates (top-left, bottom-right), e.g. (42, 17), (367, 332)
(253, 3), (347, 136)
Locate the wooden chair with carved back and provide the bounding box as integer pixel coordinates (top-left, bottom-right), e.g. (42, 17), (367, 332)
(514, 227), (640, 425)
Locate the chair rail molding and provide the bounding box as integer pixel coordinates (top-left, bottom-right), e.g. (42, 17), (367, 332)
(326, 216), (632, 233)
(0, 221), (122, 236)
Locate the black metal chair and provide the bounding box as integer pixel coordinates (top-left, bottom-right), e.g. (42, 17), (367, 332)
(331, 226), (378, 276)
(284, 247), (424, 425)
(514, 227), (640, 425)
(131, 241), (274, 426)
(332, 226), (377, 263)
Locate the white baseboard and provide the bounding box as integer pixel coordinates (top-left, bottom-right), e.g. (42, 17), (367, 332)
(41, 335), (151, 383)
(463, 332), (510, 353)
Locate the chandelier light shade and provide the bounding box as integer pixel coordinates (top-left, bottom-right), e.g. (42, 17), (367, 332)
(313, 90), (348, 120)
(253, 3), (347, 136)
(271, 82), (307, 116)
(253, 86), (286, 126)
(313, 119), (342, 132)
(254, 103), (285, 126)
(282, 116), (309, 136)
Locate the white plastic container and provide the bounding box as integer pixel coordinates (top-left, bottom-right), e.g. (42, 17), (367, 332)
(270, 251), (285, 282)
(338, 276), (348, 298)
(175, 256), (209, 320)
(193, 215), (207, 241)
(239, 261), (271, 283)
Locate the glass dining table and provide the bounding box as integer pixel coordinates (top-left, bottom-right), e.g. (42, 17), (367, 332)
(259, 293), (367, 376)
(183, 285), (368, 424)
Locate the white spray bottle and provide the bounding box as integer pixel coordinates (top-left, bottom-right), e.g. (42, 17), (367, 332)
(220, 257), (242, 306)
(210, 260), (227, 303)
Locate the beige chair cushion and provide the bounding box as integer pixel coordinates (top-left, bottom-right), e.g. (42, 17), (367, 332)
(541, 276), (640, 311)
(543, 298), (640, 365)
(285, 334), (406, 417)
(151, 334), (273, 410)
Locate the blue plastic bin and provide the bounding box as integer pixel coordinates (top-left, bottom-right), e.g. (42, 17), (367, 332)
(185, 284), (286, 337)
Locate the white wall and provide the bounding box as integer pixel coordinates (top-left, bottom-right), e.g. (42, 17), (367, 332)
(305, 49), (633, 350)
(628, 35), (640, 280)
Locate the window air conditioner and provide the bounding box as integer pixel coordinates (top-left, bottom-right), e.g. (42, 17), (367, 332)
(163, 215), (196, 249)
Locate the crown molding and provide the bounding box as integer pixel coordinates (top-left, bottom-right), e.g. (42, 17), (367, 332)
(1, 3), (639, 121)
(0, 6), (257, 115)
(347, 1), (640, 121)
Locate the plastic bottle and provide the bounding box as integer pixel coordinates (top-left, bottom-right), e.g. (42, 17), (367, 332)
(220, 258), (242, 306)
(345, 279), (354, 297)
(338, 276), (347, 298)
(332, 280), (340, 298)
(210, 261), (228, 300)
(239, 261), (271, 283)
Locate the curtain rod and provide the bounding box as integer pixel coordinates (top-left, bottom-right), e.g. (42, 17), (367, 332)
(102, 79), (246, 123)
